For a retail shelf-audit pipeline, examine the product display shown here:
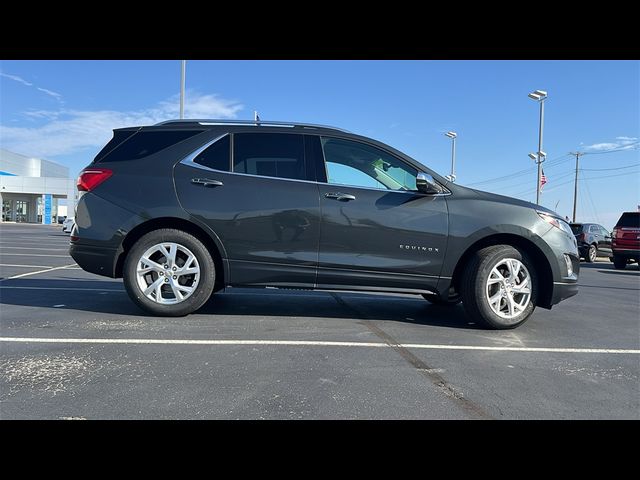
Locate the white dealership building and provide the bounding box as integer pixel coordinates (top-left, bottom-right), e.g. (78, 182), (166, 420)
(0, 148), (76, 224)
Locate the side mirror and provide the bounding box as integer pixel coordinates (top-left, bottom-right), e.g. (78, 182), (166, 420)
(416, 172), (443, 194)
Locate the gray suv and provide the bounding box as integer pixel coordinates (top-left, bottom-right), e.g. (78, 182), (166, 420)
(70, 120), (579, 329)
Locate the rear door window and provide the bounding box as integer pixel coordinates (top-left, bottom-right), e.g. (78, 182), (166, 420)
(233, 133), (308, 181)
(193, 135), (231, 171)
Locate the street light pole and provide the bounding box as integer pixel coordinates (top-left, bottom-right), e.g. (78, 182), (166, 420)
(445, 131), (457, 182)
(528, 90), (548, 205)
(570, 151), (584, 222)
(180, 60), (186, 119)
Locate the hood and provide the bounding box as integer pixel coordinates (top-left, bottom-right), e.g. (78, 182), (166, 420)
(456, 184), (558, 216)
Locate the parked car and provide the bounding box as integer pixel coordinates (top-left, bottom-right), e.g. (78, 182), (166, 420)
(569, 223), (612, 262)
(62, 217), (75, 233)
(611, 212), (640, 269)
(70, 120), (579, 329)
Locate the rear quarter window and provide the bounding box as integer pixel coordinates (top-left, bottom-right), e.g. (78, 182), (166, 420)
(95, 130), (203, 162)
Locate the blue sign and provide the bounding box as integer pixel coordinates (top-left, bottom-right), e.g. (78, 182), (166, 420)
(42, 194), (52, 225)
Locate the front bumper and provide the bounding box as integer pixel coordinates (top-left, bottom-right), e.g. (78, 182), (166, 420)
(551, 281), (579, 305)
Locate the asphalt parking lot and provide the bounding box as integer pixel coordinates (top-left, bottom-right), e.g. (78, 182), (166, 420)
(0, 223), (638, 419)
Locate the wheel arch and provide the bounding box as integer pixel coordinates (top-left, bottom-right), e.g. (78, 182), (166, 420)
(115, 217), (227, 292)
(447, 233), (555, 309)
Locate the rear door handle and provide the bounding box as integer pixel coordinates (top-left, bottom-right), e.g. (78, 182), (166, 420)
(191, 178), (223, 187)
(324, 192), (356, 201)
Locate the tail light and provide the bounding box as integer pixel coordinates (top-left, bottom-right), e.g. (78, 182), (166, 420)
(611, 229), (618, 239)
(77, 168), (113, 192)
(577, 233), (586, 242)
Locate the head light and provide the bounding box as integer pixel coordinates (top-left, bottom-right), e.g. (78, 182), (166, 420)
(537, 212), (574, 237)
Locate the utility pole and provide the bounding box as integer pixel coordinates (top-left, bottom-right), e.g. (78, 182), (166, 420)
(180, 60), (186, 119)
(528, 90), (548, 204)
(570, 151), (584, 222)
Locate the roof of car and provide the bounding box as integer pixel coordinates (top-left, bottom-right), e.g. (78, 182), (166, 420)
(152, 119), (352, 134)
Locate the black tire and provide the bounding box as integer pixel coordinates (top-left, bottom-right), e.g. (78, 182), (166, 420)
(460, 245), (537, 330)
(123, 228), (216, 316)
(585, 244), (597, 263)
(422, 288), (462, 306)
(612, 255), (627, 270)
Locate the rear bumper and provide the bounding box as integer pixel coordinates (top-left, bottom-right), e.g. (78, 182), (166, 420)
(69, 243), (119, 278)
(612, 248), (640, 259)
(551, 281), (579, 305)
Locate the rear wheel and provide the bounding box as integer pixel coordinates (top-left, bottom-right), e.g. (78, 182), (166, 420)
(585, 244), (597, 263)
(612, 255), (627, 270)
(123, 228), (215, 316)
(461, 245), (537, 330)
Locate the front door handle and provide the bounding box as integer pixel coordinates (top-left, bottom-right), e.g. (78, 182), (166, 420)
(192, 178), (223, 187)
(325, 192), (356, 202)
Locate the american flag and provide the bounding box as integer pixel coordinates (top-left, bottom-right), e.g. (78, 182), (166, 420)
(540, 168), (547, 190)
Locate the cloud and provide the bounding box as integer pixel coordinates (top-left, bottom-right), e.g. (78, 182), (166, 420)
(584, 136), (638, 152)
(1, 72), (33, 86)
(0, 91), (243, 158)
(36, 87), (63, 100)
(1, 71), (62, 102)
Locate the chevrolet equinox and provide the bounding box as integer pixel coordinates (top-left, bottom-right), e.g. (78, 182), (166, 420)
(70, 120), (579, 329)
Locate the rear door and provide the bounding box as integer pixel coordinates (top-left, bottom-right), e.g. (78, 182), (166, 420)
(314, 135), (448, 292)
(597, 225), (612, 253)
(173, 132), (321, 287)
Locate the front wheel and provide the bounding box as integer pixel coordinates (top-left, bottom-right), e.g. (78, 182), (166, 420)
(123, 228), (216, 316)
(461, 245), (537, 329)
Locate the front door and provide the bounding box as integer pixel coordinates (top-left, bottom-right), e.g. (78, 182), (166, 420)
(315, 136), (449, 292)
(174, 132), (321, 287)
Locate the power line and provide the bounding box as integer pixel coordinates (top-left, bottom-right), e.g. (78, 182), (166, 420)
(580, 163), (640, 171)
(511, 168), (640, 198)
(464, 143), (638, 188)
(583, 178), (601, 224)
(466, 154), (571, 187)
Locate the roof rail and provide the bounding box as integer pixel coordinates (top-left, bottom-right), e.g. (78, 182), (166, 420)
(154, 119), (351, 133)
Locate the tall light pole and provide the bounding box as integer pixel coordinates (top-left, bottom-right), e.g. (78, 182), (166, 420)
(528, 90), (547, 204)
(444, 131), (457, 182)
(569, 151), (584, 222)
(179, 60), (186, 119)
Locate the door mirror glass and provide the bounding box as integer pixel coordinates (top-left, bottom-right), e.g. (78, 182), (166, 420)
(416, 172), (443, 194)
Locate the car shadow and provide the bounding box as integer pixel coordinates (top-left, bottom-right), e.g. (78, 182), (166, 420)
(0, 278), (482, 330)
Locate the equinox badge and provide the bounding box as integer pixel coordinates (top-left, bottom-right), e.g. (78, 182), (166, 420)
(399, 245), (439, 253)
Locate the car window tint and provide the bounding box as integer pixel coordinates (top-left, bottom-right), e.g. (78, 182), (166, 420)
(96, 130), (203, 162)
(234, 133), (307, 181)
(193, 135), (230, 171)
(321, 137), (418, 191)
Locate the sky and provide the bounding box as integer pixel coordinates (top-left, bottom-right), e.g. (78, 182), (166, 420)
(0, 60), (638, 228)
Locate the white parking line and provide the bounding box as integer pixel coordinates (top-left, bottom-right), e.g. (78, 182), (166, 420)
(0, 246), (69, 251)
(0, 253), (70, 257)
(0, 264), (56, 268)
(0, 286), (123, 291)
(0, 264), (77, 280)
(0, 337), (637, 354)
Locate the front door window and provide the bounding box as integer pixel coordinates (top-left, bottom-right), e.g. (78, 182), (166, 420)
(321, 137), (419, 191)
